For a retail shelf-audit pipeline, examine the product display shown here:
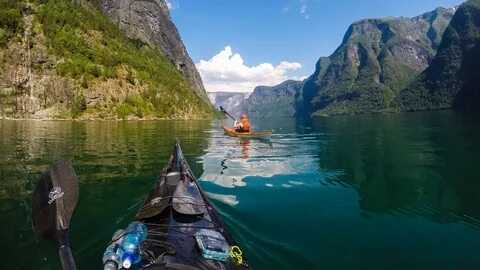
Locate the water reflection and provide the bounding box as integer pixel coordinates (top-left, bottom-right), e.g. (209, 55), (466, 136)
(0, 120), (211, 269)
(314, 111), (480, 226)
(199, 129), (320, 190)
(1, 113), (480, 270)
(240, 139), (250, 159)
(200, 114), (480, 269)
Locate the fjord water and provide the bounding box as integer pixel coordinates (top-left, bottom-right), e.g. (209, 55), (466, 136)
(1, 111), (480, 270)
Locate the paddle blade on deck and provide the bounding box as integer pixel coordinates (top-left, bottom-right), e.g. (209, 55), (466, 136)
(32, 160), (79, 241)
(135, 177), (172, 220)
(172, 179), (205, 216)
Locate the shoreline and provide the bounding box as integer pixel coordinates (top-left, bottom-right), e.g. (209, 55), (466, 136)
(0, 116), (216, 122)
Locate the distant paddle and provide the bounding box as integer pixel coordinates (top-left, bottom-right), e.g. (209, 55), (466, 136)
(219, 106), (236, 121)
(32, 160), (79, 270)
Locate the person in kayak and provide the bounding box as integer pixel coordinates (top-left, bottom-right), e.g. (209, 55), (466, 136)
(234, 114), (251, 133)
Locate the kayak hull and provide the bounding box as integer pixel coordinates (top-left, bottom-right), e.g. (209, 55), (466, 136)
(223, 127), (272, 138)
(136, 143), (250, 269)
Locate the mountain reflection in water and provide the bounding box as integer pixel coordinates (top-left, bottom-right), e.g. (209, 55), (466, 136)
(1, 112), (480, 270)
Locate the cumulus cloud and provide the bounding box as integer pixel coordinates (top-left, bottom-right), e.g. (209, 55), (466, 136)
(300, 1), (310, 19)
(165, 0), (173, 10)
(196, 46), (303, 92)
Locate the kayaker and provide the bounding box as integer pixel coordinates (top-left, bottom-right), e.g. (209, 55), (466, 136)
(234, 114), (251, 133)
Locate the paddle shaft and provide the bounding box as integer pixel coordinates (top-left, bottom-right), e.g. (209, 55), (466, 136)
(59, 245), (76, 270)
(58, 230), (77, 270)
(219, 107), (236, 121)
(32, 160), (79, 270)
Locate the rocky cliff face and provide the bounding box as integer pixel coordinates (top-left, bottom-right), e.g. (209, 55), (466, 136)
(100, 0), (210, 104)
(300, 7), (455, 117)
(209, 80), (304, 119)
(244, 80), (304, 118)
(0, 0), (212, 119)
(396, 0), (480, 112)
(208, 92), (247, 117)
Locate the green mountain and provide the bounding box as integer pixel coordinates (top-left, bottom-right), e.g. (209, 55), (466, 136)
(396, 0), (480, 112)
(0, 0), (213, 119)
(300, 7), (455, 117)
(244, 80), (304, 118)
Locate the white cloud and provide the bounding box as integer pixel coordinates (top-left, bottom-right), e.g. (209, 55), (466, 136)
(299, 0), (310, 19)
(165, 0), (173, 10)
(196, 46), (303, 93)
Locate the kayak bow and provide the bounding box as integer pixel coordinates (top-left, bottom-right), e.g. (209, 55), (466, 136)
(135, 142), (250, 269)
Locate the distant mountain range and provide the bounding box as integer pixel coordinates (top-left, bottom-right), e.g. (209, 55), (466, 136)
(243, 80), (304, 118)
(209, 80), (304, 118)
(211, 1), (480, 119)
(207, 92), (247, 117)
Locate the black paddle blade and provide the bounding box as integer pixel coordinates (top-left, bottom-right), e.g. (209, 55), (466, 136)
(135, 176), (172, 220)
(32, 160), (79, 241)
(219, 106), (236, 121)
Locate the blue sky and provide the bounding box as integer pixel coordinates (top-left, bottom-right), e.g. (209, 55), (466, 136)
(167, 0), (464, 92)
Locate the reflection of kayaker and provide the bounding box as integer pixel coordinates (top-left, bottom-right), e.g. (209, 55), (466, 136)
(241, 139), (250, 159)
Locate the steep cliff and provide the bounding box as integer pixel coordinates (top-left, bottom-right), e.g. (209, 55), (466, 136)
(244, 80), (304, 118)
(208, 91), (247, 117)
(0, 0), (212, 119)
(396, 0), (480, 112)
(208, 81), (304, 119)
(100, 0), (210, 104)
(300, 7), (455, 117)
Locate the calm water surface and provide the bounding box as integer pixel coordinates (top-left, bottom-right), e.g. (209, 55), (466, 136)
(1, 111), (480, 269)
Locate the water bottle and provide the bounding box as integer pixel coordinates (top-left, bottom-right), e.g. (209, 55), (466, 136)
(120, 222), (148, 269)
(102, 229), (126, 270)
(102, 243), (122, 270)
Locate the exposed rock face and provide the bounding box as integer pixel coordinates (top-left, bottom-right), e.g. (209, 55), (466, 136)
(208, 80), (304, 119)
(100, 0), (210, 104)
(297, 57), (330, 117)
(0, 5), (77, 118)
(0, 0), (212, 119)
(300, 7), (455, 117)
(396, 0), (480, 112)
(207, 92), (247, 117)
(244, 80), (304, 118)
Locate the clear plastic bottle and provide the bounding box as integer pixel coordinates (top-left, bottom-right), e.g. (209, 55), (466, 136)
(102, 243), (123, 270)
(120, 222), (148, 269)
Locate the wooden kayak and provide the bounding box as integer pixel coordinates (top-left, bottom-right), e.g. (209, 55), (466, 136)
(223, 126), (273, 138)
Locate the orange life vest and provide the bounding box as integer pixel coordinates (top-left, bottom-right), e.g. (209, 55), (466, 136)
(236, 118), (251, 133)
